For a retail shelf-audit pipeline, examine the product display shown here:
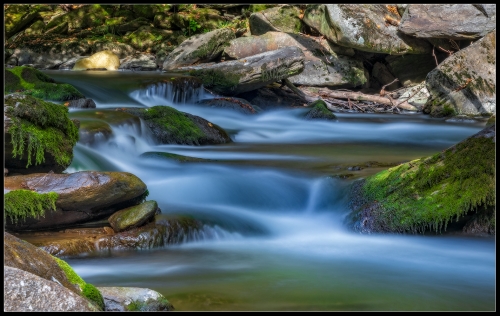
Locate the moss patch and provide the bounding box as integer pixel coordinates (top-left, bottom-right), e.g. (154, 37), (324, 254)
(305, 100), (337, 120)
(5, 66), (84, 101)
(189, 68), (240, 94)
(356, 131), (495, 234)
(53, 256), (105, 310)
(5, 94), (79, 168)
(4, 190), (58, 225)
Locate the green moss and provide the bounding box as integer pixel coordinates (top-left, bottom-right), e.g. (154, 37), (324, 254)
(305, 100), (337, 120)
(189, 69), (240, 94)
(4, 190), (58, 224)
(144, 106), (205, 143)
(343, 67), (366, 87)
(359, 134), (495, 234)
(5, 66), (84, 101)
(5, 94), (79, 168)
(53, 256), (105, 310)
(442, 104), (456, 117)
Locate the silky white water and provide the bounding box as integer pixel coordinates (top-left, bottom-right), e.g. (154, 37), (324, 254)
(43, 70), (495, 311)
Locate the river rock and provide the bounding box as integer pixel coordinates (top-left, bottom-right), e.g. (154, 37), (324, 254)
(108, 200), (160, 233)
(185, 46), (305, 95)
(4, 266), (101, 312)
(117, 106), (232, 145)
(423, 30), (496, 117)
(304, 99), (337, 120)
(4, 171), (148, 231)
(249, 5), (303, 35)
(162, 28), (235, 71)
(97, 287), (174, 311)
(303, 4), (431, 55)
(223, 31), (366, 88)
(398, 4), (496, 40)
(73, 50), (120, 71)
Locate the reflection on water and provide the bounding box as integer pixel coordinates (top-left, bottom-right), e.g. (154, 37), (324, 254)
(43, 71), (493, 311)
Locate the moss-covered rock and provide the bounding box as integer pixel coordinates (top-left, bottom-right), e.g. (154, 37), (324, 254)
(118, 106), (232, 145)
(346, 124), (495, 235)
(45, 4), (112, 34)
(4, 190), (58, 225)
(5, 66), (84, 100)
(4, 93), (79, 174)
(249, 5), (303, 35)
(304, 99), (337, 120)
(5, 4), (42, 38)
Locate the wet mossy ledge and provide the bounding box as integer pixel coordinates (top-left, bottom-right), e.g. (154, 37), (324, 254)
(5, 66), (84, 101)
(4, 190), (58, 225)
(346, 124), (495, 236)
(5, 93), (79, 173)
(116, 105), (232, 145)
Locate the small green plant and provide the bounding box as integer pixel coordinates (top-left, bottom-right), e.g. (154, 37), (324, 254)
(218, 20), (232, 29)
(188, 18), (201, 35)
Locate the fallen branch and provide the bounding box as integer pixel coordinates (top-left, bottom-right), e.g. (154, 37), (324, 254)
(432, 46), (439, 66)
(380, 78), (399, 96)
(300, 87), (418, 111)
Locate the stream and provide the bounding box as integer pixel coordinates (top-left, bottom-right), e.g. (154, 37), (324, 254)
(42, 70), (495, 311)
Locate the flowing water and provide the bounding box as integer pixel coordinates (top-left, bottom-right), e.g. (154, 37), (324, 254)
(43, 70), (495, 311)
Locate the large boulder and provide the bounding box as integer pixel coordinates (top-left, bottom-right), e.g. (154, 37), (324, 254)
(162, 28), (235, 71)
(223, 31), (367, 88)
(72, 50), (120, 71)
(303, 4), (432, 55)
(423, 30), (496, 117)
(119, 53), (158, 71)
(398, 4), (496, 40)
(4, 93), (80, 174)
(185, 46), (305, 95)
(117, 106), (232, 145)
(249, 5), (303, 35)
(4, 171), (148, 231)
(345, 124), (495, 236)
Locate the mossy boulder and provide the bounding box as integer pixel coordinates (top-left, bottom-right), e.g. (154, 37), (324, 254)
(4, 171), (148, 231)
(304, 99), (337, 120)
(249, 5), (303, 35)
(117, 106), (232, 145)
(162, 28), (235, 71)
(5, 66), (84, 100)
(346, 124), (495, 236)
(125, 25), (173, 52)
(73, 50), (120, 71)
(108, 200), (160, 233)
(424, 30), (496, 118)
(196, 97), (262, 114)
(4, 93), (79, 174)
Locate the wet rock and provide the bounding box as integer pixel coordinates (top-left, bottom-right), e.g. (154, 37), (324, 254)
(4, 266), (100, 312)
(424, 30), (496, 117)
(108, 200), (161, 233)
(98, 287), (174, 311)
(4, 171), (148, 231)
(67, 98), (96, 109)
(119, 53), (158, 71)
(398, 4), (496, 40)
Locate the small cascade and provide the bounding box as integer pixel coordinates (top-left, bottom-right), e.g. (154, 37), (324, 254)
(129, 77), (213, 106)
